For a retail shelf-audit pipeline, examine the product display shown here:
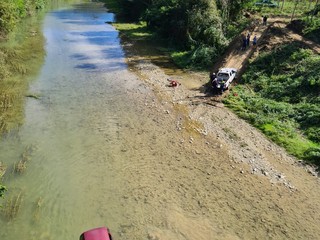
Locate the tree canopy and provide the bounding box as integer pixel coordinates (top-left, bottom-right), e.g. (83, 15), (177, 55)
(114, 0), (251, 64)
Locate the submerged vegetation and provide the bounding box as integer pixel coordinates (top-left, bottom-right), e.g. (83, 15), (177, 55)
(0, 0), (78, 136)
(2, 191), (23, 219)
(0, 0), (60, 201)
(0, 27), (45, 134)
(225, 42), (320, 167)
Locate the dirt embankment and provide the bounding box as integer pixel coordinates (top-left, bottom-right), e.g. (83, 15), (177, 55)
(116, 20), (320, 239)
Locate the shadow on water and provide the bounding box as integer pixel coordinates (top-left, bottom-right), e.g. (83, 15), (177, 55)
(70, 31), (119, 46)
(51, 6), (127, 72)
(70, 53), (90, 60)
(51, 2), (115, 23)
(75, 63), (97, 69)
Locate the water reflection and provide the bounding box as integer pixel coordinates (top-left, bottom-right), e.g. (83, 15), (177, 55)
(0, 1), (136, 239)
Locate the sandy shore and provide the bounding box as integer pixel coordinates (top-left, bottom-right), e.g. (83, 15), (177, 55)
(112, 36), (320, 239)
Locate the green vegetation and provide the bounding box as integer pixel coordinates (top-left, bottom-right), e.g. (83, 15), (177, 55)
(0, 184), (6, 198)
(251, 1), (320, 43)
(225, 42), (320, 167)
(112, 22), (154, 41)
(0, 0), (46, 36)
(0, 0), (56, 199)
(250, 0), (318, 16)
(0, 162), (7, 206)
(102, 0), (252, 69)
(2, 191), (23, 219)
(103, 0), (320, 168)
(0, 23), (45, 134)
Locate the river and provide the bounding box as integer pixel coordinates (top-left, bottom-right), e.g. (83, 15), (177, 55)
(0, 1), (156, 239)
(2, 1), (320, 240)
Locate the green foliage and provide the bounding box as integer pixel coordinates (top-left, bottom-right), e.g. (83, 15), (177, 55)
(0, 184), (7, 199)
(0, 1), (46, 134)
(225, 42), (320, 166)
(112, 22), (154, 40)
(102, 0), (123, 16)
(171, 51), (191, 68)
(303, 17), (320, 44)
(189, 45), (222, 68)
(34, 0), (46, 10)
(225, 18), (251, 39)
(304, 147), (320, 165)
(0, 0), (18, 34)
(103, 0), (250, 67)
(242, 43), (320, 103)
(0, 0), (50, 36)
(143, 0), (229, 51)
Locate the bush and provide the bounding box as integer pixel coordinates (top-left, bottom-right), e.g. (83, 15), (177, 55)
(304, 147), (320, 166)
(0, 1), (18, 34)
(189, 45), (219, 68)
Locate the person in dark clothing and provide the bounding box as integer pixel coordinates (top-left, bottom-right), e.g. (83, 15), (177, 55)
(242, 35), (247, 50)
(263, 15), (268, 25)
(246, 32), (251, 47)
(253, 35), (257, 47)
(210, 72), (216, 82)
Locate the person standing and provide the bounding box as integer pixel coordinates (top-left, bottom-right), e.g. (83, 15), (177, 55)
(210, 72), (216, 82)
(246, 32), (251, 47)
(242, 34), (247, 50)
(253, 35), (257, 47)
(263, 15), (268, 26)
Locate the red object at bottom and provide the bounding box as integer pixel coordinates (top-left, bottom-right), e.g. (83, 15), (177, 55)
(80, 227), (112, 240)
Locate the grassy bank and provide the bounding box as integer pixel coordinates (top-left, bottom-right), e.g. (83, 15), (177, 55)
(0, 0), (76, 135)
(225, 42), (320, 167)
(0, 16), (45, 134)
(102, 0), (252, 70)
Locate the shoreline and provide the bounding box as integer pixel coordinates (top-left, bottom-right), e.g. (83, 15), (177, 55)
(119, 33), (319, 186)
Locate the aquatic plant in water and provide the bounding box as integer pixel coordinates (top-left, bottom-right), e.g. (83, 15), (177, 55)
(0, 161), (6, 179)
(3, 191), (23, 219)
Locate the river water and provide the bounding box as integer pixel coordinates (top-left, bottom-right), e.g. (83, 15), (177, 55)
(2, 1), (320, 240)
(0, 2), (157, 239)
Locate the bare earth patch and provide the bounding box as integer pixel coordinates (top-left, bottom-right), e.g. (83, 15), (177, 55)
(115, 21), (320, 239)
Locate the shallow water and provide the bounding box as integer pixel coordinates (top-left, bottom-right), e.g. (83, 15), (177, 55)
(0, 2), (152, 239)
(2, 2), (320, 240)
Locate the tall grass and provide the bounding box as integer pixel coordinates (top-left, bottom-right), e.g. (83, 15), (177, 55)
(251, 0), (319, 16)
(225, 42), (320, 167)
(0, 16), (45, 135)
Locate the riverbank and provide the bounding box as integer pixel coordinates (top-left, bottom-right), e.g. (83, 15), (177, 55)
(1, 2), (320, 238)
(115, 20), (319, 181)
(113, 31), (320, 239)
(0, 15), (45, 134)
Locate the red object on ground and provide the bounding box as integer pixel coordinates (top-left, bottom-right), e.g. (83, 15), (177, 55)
(169, 80), (180, 87)
(80, 227), (112, 240)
